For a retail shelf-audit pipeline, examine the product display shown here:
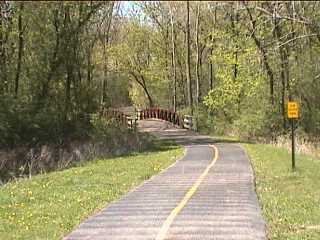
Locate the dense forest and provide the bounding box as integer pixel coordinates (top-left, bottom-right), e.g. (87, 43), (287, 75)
(1, 1), (320, 164)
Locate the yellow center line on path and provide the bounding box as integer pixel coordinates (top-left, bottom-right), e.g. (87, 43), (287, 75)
(155, 144), (219, 240)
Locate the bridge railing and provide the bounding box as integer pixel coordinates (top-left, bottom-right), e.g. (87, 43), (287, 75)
(102, 107), (194, 130)
(102, 108), (138, 130)
(138, 108), (184, 128)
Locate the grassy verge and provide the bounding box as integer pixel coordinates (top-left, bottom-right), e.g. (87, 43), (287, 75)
(244, 143), (320, 240)
(0, 140), (184, 240)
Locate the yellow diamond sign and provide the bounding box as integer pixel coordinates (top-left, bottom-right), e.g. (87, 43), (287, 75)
(288, 101), (299, 119)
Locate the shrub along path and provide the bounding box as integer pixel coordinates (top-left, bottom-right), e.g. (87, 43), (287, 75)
(65, 119), (266, 240)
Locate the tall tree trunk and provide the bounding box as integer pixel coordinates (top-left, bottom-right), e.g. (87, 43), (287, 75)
(209, 33), (214, 91)
(230, 5), (239, 81)
(14, 3), (24, 98)
(177, 56), (187, 106)
(165, 19), (171, 108)
(130, 72), (154, 107)
(0, 3), (8, 94)
(245, 4), (275, 105)
(186, 1), (193, 115)
(0, 3), (4, 94)
(87, 42), (92, 85)
(101, 3), (114, 107)
(170, 6), (177, 112)
(102, 34), (107, 104)
(143, 84), (154, 108)
(230, 3), (241, 114)
(209, 34), (214, 90)
(274, 18), (289, 130)
(209, 5), (217, 91)
(64, 6), (73, 119)
(195, 4), (201, 106)
(41, 8), (61, 101)
(234, 51), (238, 80)
(286, 1), (295, 101)
(65, 67), (72, 119)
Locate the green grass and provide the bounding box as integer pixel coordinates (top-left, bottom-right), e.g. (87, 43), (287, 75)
(0, 140), (183, 240)
(244, 143), (320, 240)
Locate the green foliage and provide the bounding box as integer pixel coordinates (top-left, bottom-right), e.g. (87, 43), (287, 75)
(0, 2), (117, 148)
(108, 19), (172, 108)
(0, 96), (96, 148)
(129, 83), (148, 109)
(89, 113), (128, 142)
(1, 97), (60, 147)
(233, 105), (283, 140)
(203, 77), (241, 114)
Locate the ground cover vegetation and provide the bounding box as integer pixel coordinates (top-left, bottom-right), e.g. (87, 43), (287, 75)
(0, 140), (183, 240)
(245, 143), (320, 239)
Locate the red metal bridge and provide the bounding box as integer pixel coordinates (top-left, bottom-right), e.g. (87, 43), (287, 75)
(103, 107), (187, 129)
(139, 108), (184, 127)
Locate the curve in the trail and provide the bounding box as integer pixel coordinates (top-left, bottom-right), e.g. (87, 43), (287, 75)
(155, 144), (219, 240)
(65, 120), (266, 240)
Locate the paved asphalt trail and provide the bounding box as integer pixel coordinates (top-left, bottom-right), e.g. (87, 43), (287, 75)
(65, 120), (266, 240)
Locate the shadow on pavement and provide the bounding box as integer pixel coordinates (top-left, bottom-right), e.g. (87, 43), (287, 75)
(138, 119), (252, 147)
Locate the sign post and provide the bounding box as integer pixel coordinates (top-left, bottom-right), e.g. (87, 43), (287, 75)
(287, 101), (299, 171)
(291, 118), (295, 171)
